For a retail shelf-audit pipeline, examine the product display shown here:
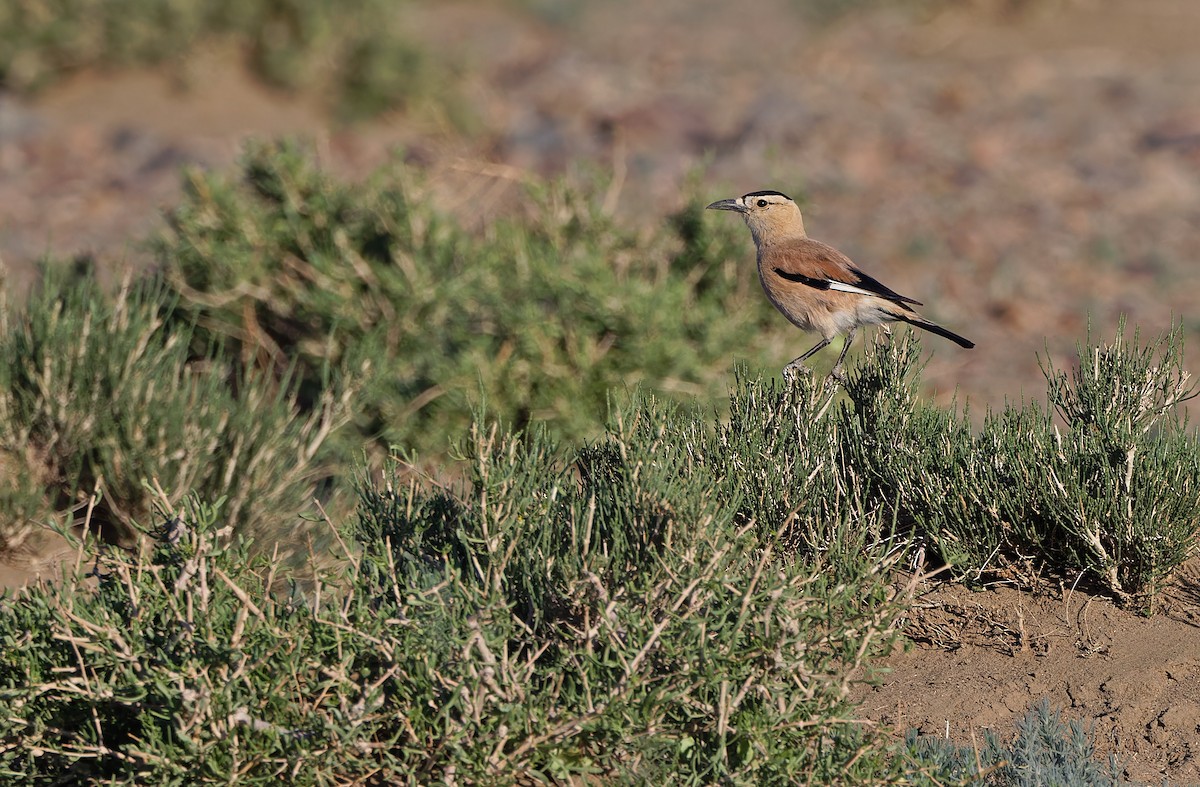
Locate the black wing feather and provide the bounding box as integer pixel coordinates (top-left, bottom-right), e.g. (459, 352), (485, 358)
(772, 269), (831, 290)
(849, 267), (923, 307)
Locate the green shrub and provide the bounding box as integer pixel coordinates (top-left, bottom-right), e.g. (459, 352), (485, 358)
(0, 0), (443, 118)
(836, 325), (1200, 608)
(2, 310), (1197, 780)
(838, 332), (1001, 572)
(154, 140), (775, 465)
(349, 391), (914, 783)
(0, 496), (395, 784)
(0, 393), (913, 784)
(1036, 321), (1200, 605)
(792, 0), (940, 24)
(0, 272), (349, 551)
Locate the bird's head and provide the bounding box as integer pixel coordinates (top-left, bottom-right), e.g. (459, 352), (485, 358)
(706, 190), (806, 246)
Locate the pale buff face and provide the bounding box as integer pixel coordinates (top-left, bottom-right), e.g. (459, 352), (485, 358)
(706, 191), (806, 245)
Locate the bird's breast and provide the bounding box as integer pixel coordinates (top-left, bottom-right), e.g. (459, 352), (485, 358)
(757, 261), (821, 332)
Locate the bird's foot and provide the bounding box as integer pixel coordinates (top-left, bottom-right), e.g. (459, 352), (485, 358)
(828, 363), (848, 385)
(782, 361), (813, 382)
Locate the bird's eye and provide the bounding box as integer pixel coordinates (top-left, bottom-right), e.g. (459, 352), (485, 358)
(757, 199), (768, 208)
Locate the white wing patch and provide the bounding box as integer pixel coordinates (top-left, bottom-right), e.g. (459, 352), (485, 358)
(827, 280), (883, 298)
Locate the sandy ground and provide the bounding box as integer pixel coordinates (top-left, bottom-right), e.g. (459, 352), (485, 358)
(854, 570), (1200, 782)
(3, 0), (1200, 779)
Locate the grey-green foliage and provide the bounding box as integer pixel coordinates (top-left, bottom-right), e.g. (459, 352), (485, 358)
(0, 0), (441, 119)
(836, 324), (1200, 607)
(0, 392), (912, 784)
(792, 0), (939, 24)
(3, 325), (1197, 781)
(0, 272), (349, 550)
(0, 497), (394, 785)
(705, 367), (844, 531)
(838, 332), (997, 569)
(155, 140), (770, 465)
(1038, 321), (1200, 604)
(353, 393), (910, 784)
(903, 699), (1124, 786)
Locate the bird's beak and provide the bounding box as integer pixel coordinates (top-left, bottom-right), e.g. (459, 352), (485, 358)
(706, 198), (746, 213)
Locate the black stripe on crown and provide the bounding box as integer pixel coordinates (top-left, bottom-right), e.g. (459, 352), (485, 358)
(742, 189), (792, 200)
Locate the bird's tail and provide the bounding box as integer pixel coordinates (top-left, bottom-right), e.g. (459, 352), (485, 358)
(895, 314), (975, 349)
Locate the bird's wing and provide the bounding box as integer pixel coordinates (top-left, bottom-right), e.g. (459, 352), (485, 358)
(768, 238), (923, 307)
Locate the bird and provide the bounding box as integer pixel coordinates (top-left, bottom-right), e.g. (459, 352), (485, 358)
(707, 190), (974, 379)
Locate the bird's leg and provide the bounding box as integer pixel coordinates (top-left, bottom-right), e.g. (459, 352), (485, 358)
(782, 337), (831, 381)
(829, 328), (857, 383)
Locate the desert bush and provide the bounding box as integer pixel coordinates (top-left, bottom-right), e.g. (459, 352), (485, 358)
(836, 325), (1200, 607)
(698, 367), (845, 539)
(0, 272), (349, 552)
(2, 301), (1197, 780)
(902, 699), (1125, 786)
(154, 140), (773, 465)
(0, 0), (442, 118)
(837, 333), (1001, 572)
(0, 495), (391, 784)
(1034, 321), (1200, 604)
(792, 0), (946, 25)
(0, 393), (913, 784)
(349, 392), (914, 783)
